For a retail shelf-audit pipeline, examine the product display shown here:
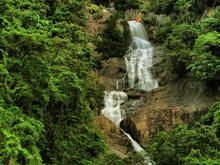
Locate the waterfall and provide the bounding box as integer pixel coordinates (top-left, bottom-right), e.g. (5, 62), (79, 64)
(101, 21), (157, 165)
(101, 91), (143, 151)
(125, 21), (158, 91)
(102, 91), (127, 126)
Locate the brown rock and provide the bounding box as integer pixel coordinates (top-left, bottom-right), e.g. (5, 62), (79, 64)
(121, 78), (220, 147)
(99, 58), (125, 91)
(94, 114), (133, 156)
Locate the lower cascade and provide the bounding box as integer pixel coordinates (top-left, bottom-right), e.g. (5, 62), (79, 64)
(101, 21), (158, 165)
(102, 91), (128, 127)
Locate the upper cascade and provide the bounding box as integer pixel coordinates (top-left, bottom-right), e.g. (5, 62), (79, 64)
(124, 21), (158, 91)
(129, 21), (148, 41)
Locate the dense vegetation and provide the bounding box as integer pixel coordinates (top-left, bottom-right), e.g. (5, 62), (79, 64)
(0, 0), (106, 164)
(1, 0), (220, 164)
(95, 13), (129, 59)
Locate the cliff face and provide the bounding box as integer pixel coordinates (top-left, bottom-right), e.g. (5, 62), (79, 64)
(121, 78), (219, 147)
(94, 114), (132, 157)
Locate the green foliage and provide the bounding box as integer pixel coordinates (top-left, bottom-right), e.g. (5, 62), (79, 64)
(124, 151), (153, 165)
(147, 124), (220, 165)
(151, 0), (176, 15)
(200, 101), (220, 137)
(153, 16), (173, 44)
(0, 0), (106, 164)
(147, 0), (219, 22)
(91, 0), (111, 6)
(0, 105), (44, 165)
(94, 152), (150, 165)
(157, 23), (199, 80)
(147, 131), (177, 164)
(95, 14), (129, 59)
(201, 6), (220, 33)
(97, 153), (127, 165)
(45, 0), (86, 26)
(180, 149), (220, 165)
(114, 0), (140, 12)
(187, 31), (220, 87)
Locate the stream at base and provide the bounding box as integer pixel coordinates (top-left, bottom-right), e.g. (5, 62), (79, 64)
(101, 21), (158, 165)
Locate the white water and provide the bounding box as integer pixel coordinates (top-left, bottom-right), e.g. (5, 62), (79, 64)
(125, 21), (158, 91)
(101, 91), (146, 152)
(102, 91), (128, 126)
(102, 91), (153, 165)
(121, 130), (144, 152)
(101, 21), (158, 165)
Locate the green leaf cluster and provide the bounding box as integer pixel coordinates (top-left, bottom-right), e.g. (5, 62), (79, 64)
(145, 0), (220, 22)
(188, 31), (220, 85)
(0, 105), (44, 164)
(114, 0), (140, 13)
(201, 6), (220, 32)
(95, 14), (129, 59)
(161, 23), (199, 79)
(94, 152), (150, 165)
(147, 121), (220, 164)
(200, 102), (220, 137)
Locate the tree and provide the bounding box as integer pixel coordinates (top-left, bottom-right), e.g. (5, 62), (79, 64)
(0, 105), (44, 165)
(187, 31), (220, 88)
(95, 14), (128, 59)
(147, 123), (220, 164)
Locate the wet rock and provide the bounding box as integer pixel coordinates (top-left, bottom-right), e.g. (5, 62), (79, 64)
(123, 88), (145, 99)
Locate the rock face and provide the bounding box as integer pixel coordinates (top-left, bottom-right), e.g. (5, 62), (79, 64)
(121, 78), (220, 147)
(94, 114), (134, 156)
(99, 57), (126, 91)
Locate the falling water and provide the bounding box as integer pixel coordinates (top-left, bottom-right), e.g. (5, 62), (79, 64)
(102, 91), (127, 126)
(101, 91), (146, 151)
(101, 21), (157, 165)
(125, 21), (158, 91)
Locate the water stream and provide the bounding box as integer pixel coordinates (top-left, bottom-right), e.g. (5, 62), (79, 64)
(125, 21), (158, 91)
(101, 21), (158, 164)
